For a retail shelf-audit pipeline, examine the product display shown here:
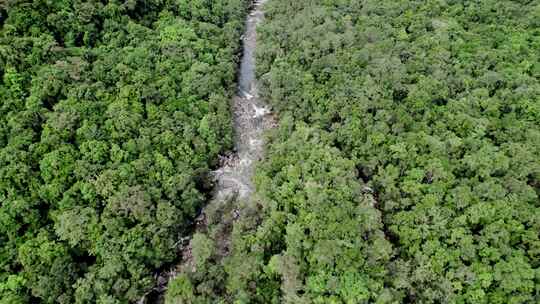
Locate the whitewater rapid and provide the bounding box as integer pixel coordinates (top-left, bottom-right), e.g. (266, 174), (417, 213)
(211, 0), (274, 200)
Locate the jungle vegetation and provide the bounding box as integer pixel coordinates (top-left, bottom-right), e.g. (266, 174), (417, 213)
(1, 0), (539, 303)
(166, 0), (540, 303)
(0, 0), (249, 303)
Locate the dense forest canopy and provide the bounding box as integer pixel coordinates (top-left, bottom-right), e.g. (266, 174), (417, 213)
(0, 0), (249, 303)
(1, 0), (539, 303)
(165, 0), (540, 303)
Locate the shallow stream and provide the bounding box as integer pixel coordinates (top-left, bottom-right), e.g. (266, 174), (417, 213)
(212, 0), (274, 200)
(143, 1), (274, 302)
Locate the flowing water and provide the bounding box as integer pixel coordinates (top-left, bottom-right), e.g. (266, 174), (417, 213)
(141, 1), (273, 302)
(212, 0), (274, 200)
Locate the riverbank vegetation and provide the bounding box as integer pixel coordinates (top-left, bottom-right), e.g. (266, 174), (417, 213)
(169, 0), (540, 303)
(0, 0), (249, 303)
(2, 0), (539, 303)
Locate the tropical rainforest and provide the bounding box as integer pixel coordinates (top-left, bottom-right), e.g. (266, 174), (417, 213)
(1, 0), (539, 304)
(0, 0), (249, 303)
(165, 0), (540, 303)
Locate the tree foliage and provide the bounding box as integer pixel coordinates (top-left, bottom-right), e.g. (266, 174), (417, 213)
(178, 0), (540, 303)
(0, 0), (249, 302)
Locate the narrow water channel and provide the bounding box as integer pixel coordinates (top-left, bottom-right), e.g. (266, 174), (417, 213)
(141, 1), (273, 302)
(212, 0), (274, 200)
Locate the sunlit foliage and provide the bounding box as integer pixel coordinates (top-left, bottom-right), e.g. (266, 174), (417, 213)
(175, 0), (540, 303)
(0, 0), (249, 302)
